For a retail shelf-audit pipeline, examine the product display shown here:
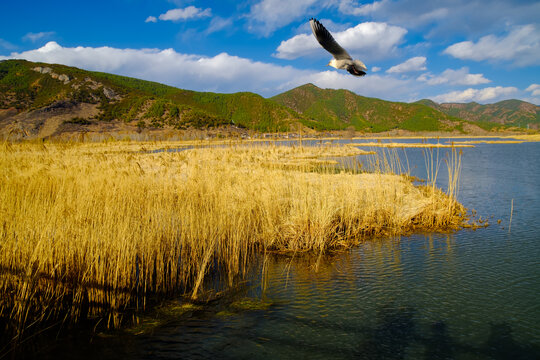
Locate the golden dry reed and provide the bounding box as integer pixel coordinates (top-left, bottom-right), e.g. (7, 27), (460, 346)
(508, 134), (540, 142)
(0, 140), (466, 340)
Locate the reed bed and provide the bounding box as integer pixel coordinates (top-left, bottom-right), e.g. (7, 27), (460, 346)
(507, 134), (540, 142)
(0, 140), (467, 342)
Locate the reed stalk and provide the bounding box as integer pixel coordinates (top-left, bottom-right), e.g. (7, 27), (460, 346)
(0, 140), (467, 342)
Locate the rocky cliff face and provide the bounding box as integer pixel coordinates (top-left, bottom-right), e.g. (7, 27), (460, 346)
(33, 66), (71, 84)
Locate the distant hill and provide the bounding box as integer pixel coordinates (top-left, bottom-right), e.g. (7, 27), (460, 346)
(415, 99), (540, 130)
(0, 59), (303, 138)
(271, 83), (468, 132)
(1, 59), (536, 139)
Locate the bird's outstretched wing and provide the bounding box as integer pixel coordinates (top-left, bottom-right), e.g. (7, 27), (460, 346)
(310, 18), (351, 60)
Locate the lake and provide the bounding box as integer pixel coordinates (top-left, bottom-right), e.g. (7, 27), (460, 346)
(30, 139), (540, 359)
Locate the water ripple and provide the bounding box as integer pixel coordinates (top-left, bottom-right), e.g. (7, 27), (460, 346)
(35, 141), (540, 360)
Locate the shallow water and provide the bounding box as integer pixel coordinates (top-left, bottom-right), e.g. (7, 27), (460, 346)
(29, 140), (540, 359)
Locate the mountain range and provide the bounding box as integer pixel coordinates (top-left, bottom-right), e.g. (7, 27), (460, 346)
(1, 59), (538, 139)
(415, 99), (539, 130)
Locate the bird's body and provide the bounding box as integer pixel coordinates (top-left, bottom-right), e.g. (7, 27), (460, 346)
(310, 18), (367, 77)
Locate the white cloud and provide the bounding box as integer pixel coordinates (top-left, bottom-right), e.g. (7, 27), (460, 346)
(523, 97), (540, 106)
(206, 17), (234, 34)
(246, 0), (321, 36)
(338, 0), (387, 16)
(274, 33), (315, 59)
(157, 6), (211, 21)
(525, 84), (540, 97)
(335, 0), (540, 40)
(247, 0), (540, 40)
(23, 31), (55, 42)
(386, 56), (426, 73)
(145, 16), (157, 23)
(444, 25), (540, 66)
(248, 0), (540, 40)
(418, 67), (490, 86)
(430, 86), (518, 103)
(338, 1), (448, 29)
(371, 66), (381, 72)
(275, 22), (407, 61)
(415, 8), (449, 24)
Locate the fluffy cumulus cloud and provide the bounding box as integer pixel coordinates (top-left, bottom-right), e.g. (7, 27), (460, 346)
(524, 84), (540, 104)
(274, 33), (316, 59)
(147, 6), (212, 22)
(430, 86), (518, 103)
(275, 22), (407, 61)
(386, 56), (426, 73)
(525, 84), (540, 97)
(444, 25), (540, 66)
(417, 67), (490, 86)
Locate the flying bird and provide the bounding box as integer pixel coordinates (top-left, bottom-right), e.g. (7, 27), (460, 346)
(310, 18), (367, 77)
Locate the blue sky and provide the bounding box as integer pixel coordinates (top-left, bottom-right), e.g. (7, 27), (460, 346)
(1, 0), (539, 104)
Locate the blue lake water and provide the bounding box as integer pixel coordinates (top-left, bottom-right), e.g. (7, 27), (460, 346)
(34, 139), (540, 359)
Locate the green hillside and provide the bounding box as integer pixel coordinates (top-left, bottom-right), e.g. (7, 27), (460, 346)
(271, 83), (466, 132)
(0, 59), (302, 133)
(416, 98), (540, 129)
(2, 59), (537, 138)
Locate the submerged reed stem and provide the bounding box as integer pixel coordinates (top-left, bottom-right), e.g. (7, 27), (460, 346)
(509, 199), (514, 233)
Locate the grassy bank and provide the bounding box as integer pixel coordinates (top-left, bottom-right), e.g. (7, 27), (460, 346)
(0, 140), (467, 343)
